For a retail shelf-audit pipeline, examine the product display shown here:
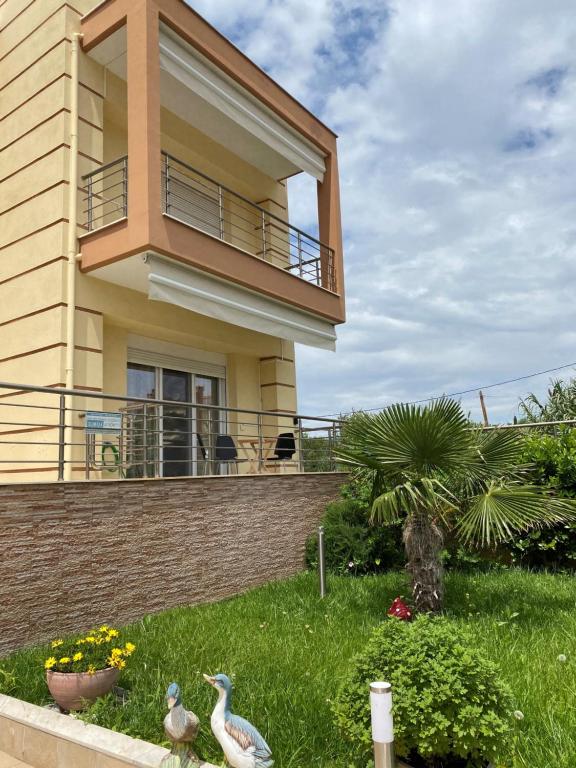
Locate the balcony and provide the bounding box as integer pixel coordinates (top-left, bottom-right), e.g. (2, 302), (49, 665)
(78, 0), (345, 337)
(82, 153), (336, 293)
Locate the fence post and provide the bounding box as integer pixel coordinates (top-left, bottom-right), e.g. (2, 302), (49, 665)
(318, 525), (326, 598)
(57, 394), (66, 481)
(370, 682), (395, 768)
(261, 210), (267, 260)
(297, 417), (303, 472)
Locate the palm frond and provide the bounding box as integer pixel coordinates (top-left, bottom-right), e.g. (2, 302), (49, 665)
(336, 399), (474, 479)
(456, 484), (576, 547)
(371, 477), (457, 526)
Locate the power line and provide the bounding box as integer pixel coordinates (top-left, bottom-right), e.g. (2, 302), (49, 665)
(320, 360), (576, 418)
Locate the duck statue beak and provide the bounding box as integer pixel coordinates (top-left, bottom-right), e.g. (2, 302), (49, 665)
(203, 674), (216, 687)
(166, 696), (176, 709)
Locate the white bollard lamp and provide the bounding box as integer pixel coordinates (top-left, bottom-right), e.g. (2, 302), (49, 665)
(370, 681), (395, 768)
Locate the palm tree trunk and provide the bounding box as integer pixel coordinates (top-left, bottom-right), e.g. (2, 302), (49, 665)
(403, 511), (444, 613)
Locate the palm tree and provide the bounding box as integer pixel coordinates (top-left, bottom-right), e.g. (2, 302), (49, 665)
(519, 376), (576, 422)
(336, 398), (576, 613)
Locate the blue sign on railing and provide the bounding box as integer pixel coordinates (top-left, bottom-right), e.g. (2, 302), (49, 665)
(85, 411), (122, 434)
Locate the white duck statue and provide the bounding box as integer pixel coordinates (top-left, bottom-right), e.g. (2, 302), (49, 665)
(203, 673), (273, 768)
(161, 682), (201, 767)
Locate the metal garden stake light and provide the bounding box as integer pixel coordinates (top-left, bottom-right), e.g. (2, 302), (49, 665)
(370, 681), (395, 768)
(318, 525), (326, 598)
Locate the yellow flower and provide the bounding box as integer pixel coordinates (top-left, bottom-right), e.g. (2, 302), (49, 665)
(99, 625), (109, 633)
(87, 665), (96, 676)
(59, 657), (71, 665)
(124, 642), (136, 656)
(85, 636), (96, 644)
(73, 652), (83, 662)
(44, 657), (57, 670)
(51, 639), (63, 648)
(110, 647), (124, 658)
(75, 639), (85, 646)
(107, 629), (119, 638)
(107, 655), (126, 670)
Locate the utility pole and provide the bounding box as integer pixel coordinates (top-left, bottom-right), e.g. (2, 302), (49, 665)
(479, 390), (489, 427)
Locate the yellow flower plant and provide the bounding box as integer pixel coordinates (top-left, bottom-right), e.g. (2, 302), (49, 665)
(43, 626), (136, 675)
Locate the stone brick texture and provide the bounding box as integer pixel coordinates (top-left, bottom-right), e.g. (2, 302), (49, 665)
(0, 473), (347, 656)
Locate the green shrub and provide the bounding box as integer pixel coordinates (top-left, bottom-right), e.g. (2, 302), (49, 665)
(332, 615), (514, 767)
(504, 428), (576, 570)
(305, 493), (404, 574)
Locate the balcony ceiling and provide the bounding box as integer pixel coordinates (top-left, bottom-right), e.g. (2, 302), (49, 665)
(87, 24), (326, 182)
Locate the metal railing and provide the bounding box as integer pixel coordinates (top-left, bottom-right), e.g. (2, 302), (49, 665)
(161, 152), (337, 292)
(0, 381), (343, 481)
(82, 156), (127, 232)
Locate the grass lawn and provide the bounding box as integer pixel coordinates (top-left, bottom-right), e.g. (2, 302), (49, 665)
(2, 570), (576, 768)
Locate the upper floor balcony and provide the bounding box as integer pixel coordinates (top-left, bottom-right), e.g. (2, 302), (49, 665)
(81, 151), (336, 293)
(77, 0), (345, 349)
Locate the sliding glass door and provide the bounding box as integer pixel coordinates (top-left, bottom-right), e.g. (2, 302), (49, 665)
(127, 363), (223, 478)
(162, 369), (191, 477)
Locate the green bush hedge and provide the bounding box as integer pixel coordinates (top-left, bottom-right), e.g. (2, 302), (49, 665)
(332, 615), (514, 767)
(505, 428), (576, 570)
(305, 482), (405, 574)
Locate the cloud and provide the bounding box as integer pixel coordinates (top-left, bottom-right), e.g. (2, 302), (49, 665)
(187, 0), (576, 423)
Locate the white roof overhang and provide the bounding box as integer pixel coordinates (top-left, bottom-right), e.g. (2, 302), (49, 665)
(158, 24), (326, 182)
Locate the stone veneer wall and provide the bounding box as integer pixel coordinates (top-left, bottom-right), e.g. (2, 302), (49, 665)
(0, 473), (346, 656)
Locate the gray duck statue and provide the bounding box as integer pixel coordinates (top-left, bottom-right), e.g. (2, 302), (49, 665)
(161, 682), (201, 767)
(203, 673), (273, 768)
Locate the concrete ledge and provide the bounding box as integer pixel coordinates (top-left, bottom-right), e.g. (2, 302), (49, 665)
(0, 694), (218, 768)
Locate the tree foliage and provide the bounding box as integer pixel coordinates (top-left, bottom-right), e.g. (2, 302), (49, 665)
(336, 399), (576, 610)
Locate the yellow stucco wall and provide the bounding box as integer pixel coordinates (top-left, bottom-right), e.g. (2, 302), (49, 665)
(0, 0), (298, 480)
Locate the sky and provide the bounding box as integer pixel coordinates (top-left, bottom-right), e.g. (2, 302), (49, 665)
(188, 0), (576, 423)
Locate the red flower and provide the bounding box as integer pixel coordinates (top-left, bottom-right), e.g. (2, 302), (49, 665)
(387, 596), (412, 621)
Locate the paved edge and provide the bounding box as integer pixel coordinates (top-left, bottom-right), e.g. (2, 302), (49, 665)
(0, 694), (218, 768)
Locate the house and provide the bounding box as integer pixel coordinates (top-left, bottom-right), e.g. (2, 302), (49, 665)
(0, 0), (345, 479)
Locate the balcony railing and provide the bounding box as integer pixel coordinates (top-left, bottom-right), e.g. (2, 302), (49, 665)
(161, 152), (336, 292)
(0, 381), (343, 480)
(82, 156), (127, 231)
(81, 153), (336, 293)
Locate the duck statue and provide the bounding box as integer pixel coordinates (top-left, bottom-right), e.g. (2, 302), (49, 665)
(203, 673), (273, 768)
(161, 682), (201, 767)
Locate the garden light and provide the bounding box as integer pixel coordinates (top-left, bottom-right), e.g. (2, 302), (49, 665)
(370, 681), (395, 768)
(318, 525), (327, 598)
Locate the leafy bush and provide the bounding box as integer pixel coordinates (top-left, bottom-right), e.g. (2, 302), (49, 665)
(305, 481), (404, 574)
(332, 615), (514, 767)
(505, 428), (576, 569)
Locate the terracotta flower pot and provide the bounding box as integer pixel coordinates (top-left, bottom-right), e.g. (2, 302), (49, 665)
(46, 667), (120, 711)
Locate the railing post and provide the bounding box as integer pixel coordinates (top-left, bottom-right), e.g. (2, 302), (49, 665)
(57, 394), (66, 481)
(297, 417), (304, 472)
(257, 412), (263, 472)
(261, 210), (267, 260)
(122, 156), (128, 217)
(142, 403), (148, 479)
(87, 176), (93, 231)
(163, 153), (170, 215)
(318, 525), (326, 598)
(218, 185), (224, 240)
(297, 231), (303, 279)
